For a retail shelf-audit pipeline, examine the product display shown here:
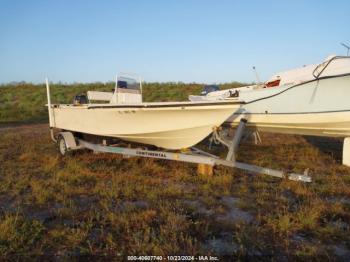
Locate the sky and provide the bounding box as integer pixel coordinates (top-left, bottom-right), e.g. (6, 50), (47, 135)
(0, 0), (349, 84)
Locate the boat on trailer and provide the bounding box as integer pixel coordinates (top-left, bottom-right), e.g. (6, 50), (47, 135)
(189, 55), (350, 166)
(47, 74), (242, 150)
(46, 73), (311, 182)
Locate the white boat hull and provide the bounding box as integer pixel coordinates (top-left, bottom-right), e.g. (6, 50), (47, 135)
(228, 111), (350, 137)
(51, 102), (240, 149)
(226, 74), (350, 137)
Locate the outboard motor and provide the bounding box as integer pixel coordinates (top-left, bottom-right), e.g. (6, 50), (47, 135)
(201, 85), (220, 95)
(73, 94), (88, 105)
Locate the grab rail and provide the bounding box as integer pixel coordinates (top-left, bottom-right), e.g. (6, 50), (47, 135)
(312, 55), (350, 79)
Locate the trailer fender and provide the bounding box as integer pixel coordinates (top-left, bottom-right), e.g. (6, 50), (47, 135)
(59, 132), (79, 150)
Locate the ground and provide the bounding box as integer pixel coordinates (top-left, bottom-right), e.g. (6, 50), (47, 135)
(0, 123), (349, 260)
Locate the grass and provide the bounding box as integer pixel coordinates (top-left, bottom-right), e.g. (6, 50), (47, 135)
(0, 124), (349, 259)
(0, 213), (44, 256)
(0, 82), (349, 259)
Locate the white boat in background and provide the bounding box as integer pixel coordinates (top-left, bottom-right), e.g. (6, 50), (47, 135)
(189, 55), (350, 138)
(47, 74), (242, 150)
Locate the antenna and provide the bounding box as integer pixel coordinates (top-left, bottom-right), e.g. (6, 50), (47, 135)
(252, 66), (261, 84)
(341, 43), (350, 56)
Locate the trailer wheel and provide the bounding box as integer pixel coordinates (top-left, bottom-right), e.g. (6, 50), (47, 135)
(57, 135), (68, 156)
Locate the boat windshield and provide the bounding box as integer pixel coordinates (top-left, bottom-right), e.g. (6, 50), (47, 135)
(201, 85), (220, 95)
(111, 73), (143, 104)
(117, 75), (141, 91)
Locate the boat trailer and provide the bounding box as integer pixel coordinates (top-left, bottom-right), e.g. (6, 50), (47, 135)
(52, 119), (312, 183)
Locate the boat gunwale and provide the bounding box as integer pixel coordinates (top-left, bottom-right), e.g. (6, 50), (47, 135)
(51, 100), (244, 109)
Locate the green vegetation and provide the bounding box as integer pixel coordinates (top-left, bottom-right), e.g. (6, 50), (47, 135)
(0, 82), (244, 124)
(0, 82), (112, 124)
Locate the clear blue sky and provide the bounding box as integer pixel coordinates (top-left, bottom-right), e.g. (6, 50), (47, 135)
(0, 0), (349, 84)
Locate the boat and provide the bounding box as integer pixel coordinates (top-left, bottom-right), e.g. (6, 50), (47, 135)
(47, 74), (242, 150)
(189, 55), (350, 137)
(45, 75), (312, 182)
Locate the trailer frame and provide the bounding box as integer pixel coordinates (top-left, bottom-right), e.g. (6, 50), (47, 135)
(53, 119), (311, 183)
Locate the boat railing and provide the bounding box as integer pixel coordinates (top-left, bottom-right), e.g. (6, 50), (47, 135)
(312, 55), (350, 79)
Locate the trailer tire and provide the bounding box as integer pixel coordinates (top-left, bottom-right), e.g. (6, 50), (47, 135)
(57, 135), (69, 156)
